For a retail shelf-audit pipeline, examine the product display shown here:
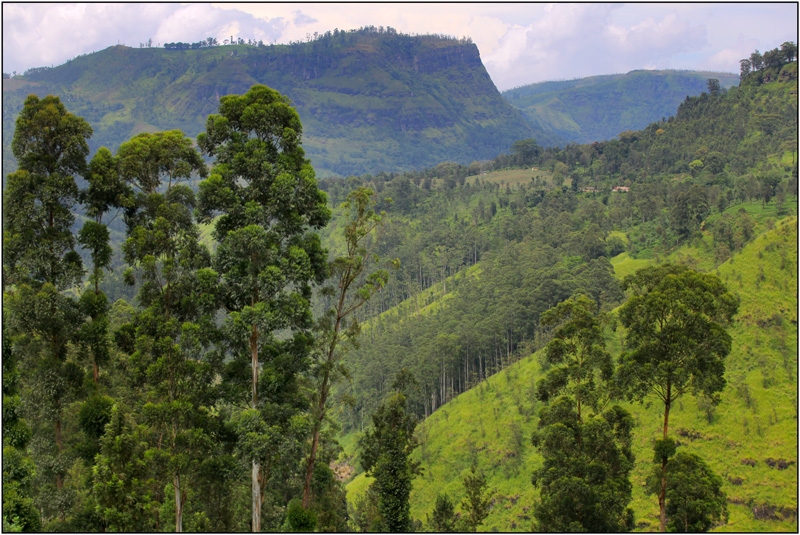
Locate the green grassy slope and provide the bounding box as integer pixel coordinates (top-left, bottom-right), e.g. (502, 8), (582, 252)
(503, 70), (740, 144)
(346, 212), (797, 532)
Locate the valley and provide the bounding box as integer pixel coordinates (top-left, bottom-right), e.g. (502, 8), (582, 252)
(2, 28), (797, 533)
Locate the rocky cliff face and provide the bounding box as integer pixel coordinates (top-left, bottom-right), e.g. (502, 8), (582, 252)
(4, 29), (539, 176)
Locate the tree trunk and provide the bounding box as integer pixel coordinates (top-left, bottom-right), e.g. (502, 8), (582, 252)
(250, 324), (259, 408)
(659, 397), (672, 532)
(250, 323), (261, 531)
(302, 425), (320, 508)
(93, 359), (99, 383)
(252, 460), (261, 532)
(55, 419), (64, 490)
(175, 473), (183, 533)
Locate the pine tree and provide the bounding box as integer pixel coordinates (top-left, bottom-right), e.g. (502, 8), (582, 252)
(359, 382), (421, 533)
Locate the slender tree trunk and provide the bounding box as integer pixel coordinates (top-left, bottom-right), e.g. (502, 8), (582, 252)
(302, 424), (321, 508)
(55, 418), (63, 490)
(175, 473), (183, 533)
(252, 460), (261, 532)
(93, 359), (99, 383)
(250, 323), (261, 532)
(250, 325), (259, 408)
(659, 392), (672, 533)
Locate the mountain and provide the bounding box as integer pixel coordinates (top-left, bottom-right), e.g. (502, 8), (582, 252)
(503, 69), (740, 144)
(2, 28), (545, 177)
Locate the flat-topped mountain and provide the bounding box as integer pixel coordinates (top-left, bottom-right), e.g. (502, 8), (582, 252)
(2, 29), (543, 177)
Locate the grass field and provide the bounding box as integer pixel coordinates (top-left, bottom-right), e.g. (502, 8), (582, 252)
(463, 167), (554, 189)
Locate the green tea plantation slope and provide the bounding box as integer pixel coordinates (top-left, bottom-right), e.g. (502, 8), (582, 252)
(347, 216), (797, 532)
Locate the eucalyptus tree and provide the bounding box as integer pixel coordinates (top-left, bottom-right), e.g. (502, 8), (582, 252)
(531, 294), (635, 532)
(197, 84), (330, 531)
(618, 264), (738, 532)
(116, 129), (216, 532)
(78, 147), (129, 382)
(3, 94), (90, 290)
(301, 186), (390, 508)
(3, 95), (91, 512)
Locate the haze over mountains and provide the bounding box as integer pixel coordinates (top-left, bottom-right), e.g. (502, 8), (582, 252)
(3, 28), (738, 177)
(503, 70), (740, 144)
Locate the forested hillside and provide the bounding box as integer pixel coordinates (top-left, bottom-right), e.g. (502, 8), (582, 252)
(333, 52), (797, 532)
(2, 27), (540, 177)
(2, 36), (797, 534)
(412, 215), (796, 532)
(343, 215), (796, 532)
(503, 70), (740, 144)
(322, 57), (797, 431)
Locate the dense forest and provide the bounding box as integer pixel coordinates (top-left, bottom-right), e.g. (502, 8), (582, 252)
(2, 41), (797, 533)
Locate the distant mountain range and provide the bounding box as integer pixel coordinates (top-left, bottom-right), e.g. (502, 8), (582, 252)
(3, 29), (740, 176)
(503, 69), (740, 144)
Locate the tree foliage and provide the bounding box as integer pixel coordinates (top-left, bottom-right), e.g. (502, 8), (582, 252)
(359, 389), (421, 532)
(459, 464), (492, 532)
(618, 264), (737, 532)
(531, 295), (635, 532)
(647, 450), (728, 532)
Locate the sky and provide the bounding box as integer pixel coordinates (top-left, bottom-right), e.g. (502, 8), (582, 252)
(2, 2), (798, 91)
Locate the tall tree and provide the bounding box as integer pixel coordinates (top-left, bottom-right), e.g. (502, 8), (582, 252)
(197, 84), (330, 532)
(302, 186), (390, 508)
(3, 94), (91, 513)
(116, 129), (215, 533)
(617, 265), (738, 532)
(531, 294), (635, 532)
(3, 94), (90, 290)
(78, 147), (128, 382)
(359, 382), (421, 533)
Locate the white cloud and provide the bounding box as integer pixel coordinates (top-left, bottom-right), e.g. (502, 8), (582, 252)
(2, 3), (797, 88)
(292, 10), (318, 27)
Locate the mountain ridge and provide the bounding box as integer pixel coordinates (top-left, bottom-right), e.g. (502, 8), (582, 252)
(2, 30), (540, 177)
(503, 69), (741, 144)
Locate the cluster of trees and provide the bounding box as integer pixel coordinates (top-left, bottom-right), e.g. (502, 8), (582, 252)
(320, 48), (795, 301)
(739, 42), (797, 79)
(529, 264), (736, 532)
(1, 87), (390, 532)
(288, 26), (473, 49)
(162, 37), (270, 49)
